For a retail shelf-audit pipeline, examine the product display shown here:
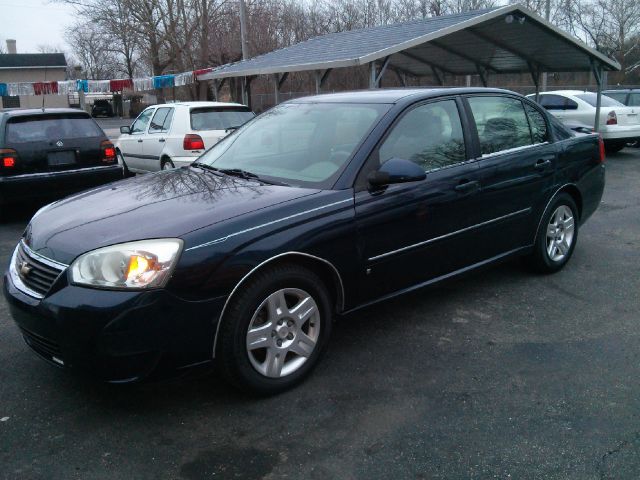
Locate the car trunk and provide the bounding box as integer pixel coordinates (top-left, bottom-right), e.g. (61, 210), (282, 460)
(3, 114), (109, 176)
(613, 107), (640, 126)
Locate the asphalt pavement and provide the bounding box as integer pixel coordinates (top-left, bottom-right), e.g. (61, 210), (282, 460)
(96, 117), (129, 141)
(1, 149), (639, 479)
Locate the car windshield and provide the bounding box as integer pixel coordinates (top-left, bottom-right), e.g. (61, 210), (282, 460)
(190, 107), (255, 131)
(196, 102), (390, 187)
(6, 115), (103, 143)
(575, 93), (624, 107)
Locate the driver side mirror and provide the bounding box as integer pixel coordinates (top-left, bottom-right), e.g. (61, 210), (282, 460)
(368, 157), (426, 187)
(120, 126), (131, 134)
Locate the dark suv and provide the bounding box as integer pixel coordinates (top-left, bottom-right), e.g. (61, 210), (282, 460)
(0, 108), (124, 206)
(91, 99), (114, 118)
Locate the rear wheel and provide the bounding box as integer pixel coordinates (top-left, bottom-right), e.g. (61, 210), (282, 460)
(161, 158), (175, 170)
(217, 264), (332, 395)
(526, 193), (579, 273)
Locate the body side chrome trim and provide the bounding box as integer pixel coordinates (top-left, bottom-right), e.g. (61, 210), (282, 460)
(0, 165), (121, 181)
(478, 142), (550, 160)
(186, 198), (353, 251)
(368, 207), (532, 262)
(348, 246), (531, 315)
(211, 251), (346, 359)
(532, 183), (579, 243)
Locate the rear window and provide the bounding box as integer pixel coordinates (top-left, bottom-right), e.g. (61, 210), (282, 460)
(604, 92), (628, 104)
(190, 107), (254, 131)
(6, 114), (103, 143)
(575, 93), (624, 108)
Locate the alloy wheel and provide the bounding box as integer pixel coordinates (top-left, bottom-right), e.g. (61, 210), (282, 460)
(246, 288), (320, 378)
(546, 205), (575, 262)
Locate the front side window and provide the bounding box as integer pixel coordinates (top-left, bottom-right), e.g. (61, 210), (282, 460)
(378, 100), (466, 171)
(131, 109), (153, 134)
(468, 96), (532, 155)
(149, 107), (173, 133)
(197, 102), (389, 187)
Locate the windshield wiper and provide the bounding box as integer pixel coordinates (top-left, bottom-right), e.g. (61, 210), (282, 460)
(218, 168), (290, 186)
(192, 162), (224, 176)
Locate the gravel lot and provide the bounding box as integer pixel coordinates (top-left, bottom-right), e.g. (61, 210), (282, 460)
(0, 148), (639, 479)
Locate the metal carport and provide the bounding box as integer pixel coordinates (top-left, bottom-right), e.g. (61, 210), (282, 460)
(200, 4), (620, 131)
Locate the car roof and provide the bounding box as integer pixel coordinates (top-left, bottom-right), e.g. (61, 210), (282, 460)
(148, 101), (249, 109)
(0, 107), (90, 118)
(287, 87), (521, 104)
(535, 90), (602, 97)
(603, 89), (637, 93)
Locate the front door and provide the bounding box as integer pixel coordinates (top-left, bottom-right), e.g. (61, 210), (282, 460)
(119, 108), (154, 171)
(143, 107), (174, 171)
(355, 98), (485, 302)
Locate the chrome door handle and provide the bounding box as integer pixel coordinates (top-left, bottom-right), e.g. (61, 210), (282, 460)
(159, 138), (165, 143)
(454, 180), (481, 194)
(137, 139), (143, 143)
(534, 159), (551, 170)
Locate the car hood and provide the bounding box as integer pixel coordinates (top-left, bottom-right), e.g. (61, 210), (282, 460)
(24, 167), (320, 264)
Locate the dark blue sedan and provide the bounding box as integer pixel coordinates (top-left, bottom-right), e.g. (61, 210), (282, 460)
(4, 88), (605, 394)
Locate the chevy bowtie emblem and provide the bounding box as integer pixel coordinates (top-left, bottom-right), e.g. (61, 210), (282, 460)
(56, 140), (64, 147)
(19, 261), (32, 277)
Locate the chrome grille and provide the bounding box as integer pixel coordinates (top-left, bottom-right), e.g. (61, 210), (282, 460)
(12, 242), (66, 298)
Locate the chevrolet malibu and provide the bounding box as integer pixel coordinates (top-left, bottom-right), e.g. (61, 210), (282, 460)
(4, 88), (605, 394)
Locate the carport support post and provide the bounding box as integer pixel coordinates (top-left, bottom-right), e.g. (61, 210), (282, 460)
(528, 62), (541, 102)
(591, 61), (603, 133)
(273, 73), (288, 104)
(313, 69), (332, 94)
(212, 80), (220, 101)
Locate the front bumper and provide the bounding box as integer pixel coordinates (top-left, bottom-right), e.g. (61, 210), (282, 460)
(0, 164), (124, 205)
(3, 268), (225, 382)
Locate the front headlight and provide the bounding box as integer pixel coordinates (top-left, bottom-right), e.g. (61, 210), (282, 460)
(70, 239), (183, 289)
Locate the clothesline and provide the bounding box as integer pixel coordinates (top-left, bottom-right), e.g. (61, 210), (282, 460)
(0, 67), (215, 97)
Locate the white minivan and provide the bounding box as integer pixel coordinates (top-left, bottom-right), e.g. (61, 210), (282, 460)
(116, 101), (254, 173)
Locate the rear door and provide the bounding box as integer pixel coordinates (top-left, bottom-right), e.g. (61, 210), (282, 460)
(142, 107), (174, 171)
(463, 94), (557, 255)
(4, 113), (108, 175)
(119, 108), (154, 171)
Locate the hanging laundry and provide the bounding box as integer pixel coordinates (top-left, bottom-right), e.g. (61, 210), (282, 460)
(7, 83), (35, 96)
(110, 79), (133, 92)
(153, 75), (175, 89)
(76, 79), (89, 92)
(133, 77), (153, 92)
(193, 68), (213, 79)
(174, 72), (194, 87)
(87, 80), (111, 93)
(57, 80), (76, 95)
(0, 83), (7, 97)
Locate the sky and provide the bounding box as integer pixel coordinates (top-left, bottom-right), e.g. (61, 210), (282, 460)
(1, 0), (75, 54)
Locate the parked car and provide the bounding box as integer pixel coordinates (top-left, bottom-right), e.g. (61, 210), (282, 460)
(527, 90), (640, 153)
(91, 99), (114, 118)
(602, 89), (640, 107)
(115, 101), (254, 173)
(4, 88), (605, 394)
(0, 108), (123, 207)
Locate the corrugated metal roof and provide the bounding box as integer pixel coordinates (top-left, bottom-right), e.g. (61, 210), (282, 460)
(201, 4), (619, 80)
(0, 53), (67, 69)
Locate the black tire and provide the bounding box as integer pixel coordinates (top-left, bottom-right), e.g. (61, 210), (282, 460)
(161, 158), (175, 170)
(526, 193), (579, 273)
(217, 264), (333, 395)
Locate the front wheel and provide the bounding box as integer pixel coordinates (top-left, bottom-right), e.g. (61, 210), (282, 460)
(217, 264), (332, 395)
(526, 193), (579, 273)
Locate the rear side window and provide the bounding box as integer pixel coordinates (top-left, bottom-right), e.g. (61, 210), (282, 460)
(575, 93), (623, 108)
(468, 96), (532, 155)
(190, 108), (254, 131)
(538, 94), (578, 110)
(524, 104), (548, 144)
(6, 115), (103, 143)
(149, 107), (174, 133)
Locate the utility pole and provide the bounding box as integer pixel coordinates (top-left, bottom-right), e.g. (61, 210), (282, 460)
(541, 0), (550, 92)
(238, 0), (250, 106)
